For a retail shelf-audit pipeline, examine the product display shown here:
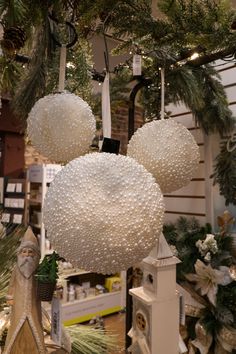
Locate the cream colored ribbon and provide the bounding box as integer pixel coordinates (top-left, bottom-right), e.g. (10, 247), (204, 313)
(102, 71), (111, 138)
(160, 68), (165, 120)
(190, 320), (213, 354)
(58, 45), (67, 92)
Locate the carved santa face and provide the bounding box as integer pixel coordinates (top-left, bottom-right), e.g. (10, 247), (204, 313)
(17, 246), (39, 279)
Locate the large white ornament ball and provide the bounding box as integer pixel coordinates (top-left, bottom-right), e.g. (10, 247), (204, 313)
(127, 119), (200, 193)
(27, 92), (96, 163)
(43, 153), (165, 274)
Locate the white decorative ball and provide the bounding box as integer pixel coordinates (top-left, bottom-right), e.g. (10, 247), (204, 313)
(127, 119), (200, 193)
(27, 92), (96, 163)
(43, 153), (165, 274)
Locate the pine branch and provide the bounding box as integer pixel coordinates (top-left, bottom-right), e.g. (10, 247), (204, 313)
(68, 325), (120, 354)
(0, 57), (22, 96)
(11, 21), (52, 124)
(0, 225), (25, 310)
(179, 65), (235, 135)
(211, 140), (236, 205)
(0, 0), (27, 26)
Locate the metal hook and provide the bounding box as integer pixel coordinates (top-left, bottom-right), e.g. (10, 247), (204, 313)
(48, 12), (78, 48)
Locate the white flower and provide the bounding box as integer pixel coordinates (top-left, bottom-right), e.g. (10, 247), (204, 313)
(195, 234), (218, 257)
(185, 260), (232, 305)
(204, 252), (211, 262)
(205, 234), (218, 254)
(205, 234), (215, 242)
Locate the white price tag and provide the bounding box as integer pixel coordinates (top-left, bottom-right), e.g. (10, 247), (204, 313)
(13, 214), (22, 224)
(1, 213), (10, 223)
(16, 183), (22, 193)
(51, 297), (62, 346)
(133, 54), (142, 76)
(6, 184), (15, 192)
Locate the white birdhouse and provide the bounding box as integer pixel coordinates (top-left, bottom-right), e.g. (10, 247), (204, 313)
(128, 233), (180, 354)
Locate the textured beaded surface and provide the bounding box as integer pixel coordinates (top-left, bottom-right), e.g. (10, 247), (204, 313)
(127, 119), (200, 193)
(43, 153), (165, 274)
(27, 92), (96, 163)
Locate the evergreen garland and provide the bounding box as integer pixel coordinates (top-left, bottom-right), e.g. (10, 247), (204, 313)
(164, 216), (236, 353)
(1, 0), (236, 207)
(211, 140), (236, 205)
(0, 225), (25, 310)
(0, 0), (235, 135)
(11, 24), (50, 125)
(163, 217), (212, 280)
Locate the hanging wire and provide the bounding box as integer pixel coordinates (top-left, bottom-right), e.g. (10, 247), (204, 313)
(48, 13), (78, 48)
(47, 13), (78, 92)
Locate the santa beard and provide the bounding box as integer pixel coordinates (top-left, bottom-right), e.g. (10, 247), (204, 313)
(17, 254), (38, 279)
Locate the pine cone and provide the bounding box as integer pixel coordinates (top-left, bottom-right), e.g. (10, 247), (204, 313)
(1, 26), (26, 53)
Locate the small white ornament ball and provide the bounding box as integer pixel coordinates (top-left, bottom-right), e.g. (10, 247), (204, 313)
(43, 153), (165, 274)
(127, 119), (200, 193)
(27, 92), (96, 163)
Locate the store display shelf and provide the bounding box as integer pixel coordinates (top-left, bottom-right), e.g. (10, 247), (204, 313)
(5, 192), (25, 196)
(63, 290), (121, 308)
(4, 206), (24, 210)
(61, 269), (92, 278)
(45, 291), (122, 326)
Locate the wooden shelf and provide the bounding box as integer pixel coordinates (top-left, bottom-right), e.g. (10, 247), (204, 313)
(2, 178), (27, 225)
(27, 164), (62, 258)
(5, 192), (25, 196)
(4, 206), (24, 210)
(60, 270), (92, 278)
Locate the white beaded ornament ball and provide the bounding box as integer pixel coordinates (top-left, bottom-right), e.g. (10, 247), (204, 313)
(127, 119), (200, 193)
(43, 152), (165, 274)
(27, 92), (96, 163)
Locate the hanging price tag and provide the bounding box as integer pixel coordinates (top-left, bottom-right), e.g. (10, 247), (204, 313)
(133, 54), (142, 76)
(51, 297), (62, 346)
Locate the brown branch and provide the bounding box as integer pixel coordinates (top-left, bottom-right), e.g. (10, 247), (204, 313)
(187, 46), (236, 67)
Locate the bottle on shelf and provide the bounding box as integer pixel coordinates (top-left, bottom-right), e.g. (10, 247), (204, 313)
(68, 284), (76, 302)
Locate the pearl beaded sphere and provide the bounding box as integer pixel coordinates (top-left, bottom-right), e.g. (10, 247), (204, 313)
(43, 153), (165, 274)
(27, 92), (96, 163)
(127, 119), (200, 193)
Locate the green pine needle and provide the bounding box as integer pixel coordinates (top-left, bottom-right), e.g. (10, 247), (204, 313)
(0, 225), (25, 310)
(211, 140), (236, 205)
(68, 325), (121, 354)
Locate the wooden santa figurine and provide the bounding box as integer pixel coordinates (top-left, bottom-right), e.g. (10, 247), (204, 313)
(4, 227), (46, 354)
(128, 233), (180, 354)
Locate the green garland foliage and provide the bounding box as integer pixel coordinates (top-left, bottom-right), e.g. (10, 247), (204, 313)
(11, 24), (50, 125)
(163, 217), (212, 279)
(164, 216), (236, 352)
(0, 225), (25, 310)
(0, 57), (22, 97)
(211, 139), (236, 205)
(0, 0), (236, 135)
